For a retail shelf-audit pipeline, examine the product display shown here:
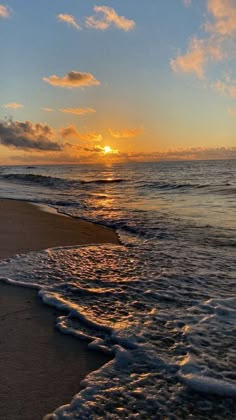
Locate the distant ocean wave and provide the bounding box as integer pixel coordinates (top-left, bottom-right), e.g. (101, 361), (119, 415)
(0, 173), (126, 189)
(2, 173), (66, 188)
(81, 178), (125, 185)
(1, 171), (235, 197)
(141, 180), (236, 195)
(142, 181), (200, 190)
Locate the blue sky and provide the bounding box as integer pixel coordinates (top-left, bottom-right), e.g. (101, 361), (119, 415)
(0, 0), (236, 163)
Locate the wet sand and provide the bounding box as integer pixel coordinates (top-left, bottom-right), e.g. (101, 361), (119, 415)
(0, 199), (118, 419)
(0, 198), (119, 259)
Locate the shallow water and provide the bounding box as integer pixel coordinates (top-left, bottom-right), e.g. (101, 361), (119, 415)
(0, 160), (235, 419)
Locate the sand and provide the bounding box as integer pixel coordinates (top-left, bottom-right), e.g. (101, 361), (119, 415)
(0, 198), (119, 259)
(0, 199), (119, 419)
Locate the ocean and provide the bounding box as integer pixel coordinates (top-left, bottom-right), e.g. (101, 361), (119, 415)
(0, 160), (235, 419)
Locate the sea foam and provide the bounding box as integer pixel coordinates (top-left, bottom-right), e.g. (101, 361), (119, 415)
(0, 241), (235, 419)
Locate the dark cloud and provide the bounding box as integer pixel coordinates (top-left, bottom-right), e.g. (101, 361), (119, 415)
(0, 119), (61, 151)
(83, 145), (103, 152)
(43, 70), (100, 88)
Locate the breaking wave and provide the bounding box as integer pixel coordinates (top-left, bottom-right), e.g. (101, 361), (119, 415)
(0, 173), (126, 189)
(141, 180), (236, 195)
(0, 242), (235, 419)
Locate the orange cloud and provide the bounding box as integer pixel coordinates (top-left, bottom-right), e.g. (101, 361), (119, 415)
(171, 36), (223, 79)
(57, 14), (81, 31)
(60, 124), (103, 142)
(3, 103), (24, 109)
(0, 5), (10, 18)
(171, 0), (236, 79)
(41, 107), (54, 112)
(212, 75), (236, 97)
(117, 147), (236, 162)
(43, 70), (100, 88)
(5, 144), (236, 165)
(109, 128), (143, 138)
(227, 108), (236, 116)
(85, 6), (135, 31)
(206, 0), (236, 36)
(59, 107), (96, 116)
(83, 145), (118, 154)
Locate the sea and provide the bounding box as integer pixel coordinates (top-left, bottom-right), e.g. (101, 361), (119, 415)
(0, 160), (235, 419)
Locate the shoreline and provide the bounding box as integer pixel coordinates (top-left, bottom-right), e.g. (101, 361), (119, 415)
(0, 198), (119, 259)
(0, 198), (118, 419)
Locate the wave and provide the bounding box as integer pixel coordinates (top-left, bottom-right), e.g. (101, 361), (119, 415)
(0, 173), (126, 190)
(81, 178), (125, 185)
(0, 244), (235, 419)
(2, 172), (234, 197)
(1, 173), (66, 188)
(142, 181), (203, 190)
(142, 180), (236, 195)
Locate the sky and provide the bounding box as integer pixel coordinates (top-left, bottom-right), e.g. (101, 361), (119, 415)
(0, 0), (236, 164)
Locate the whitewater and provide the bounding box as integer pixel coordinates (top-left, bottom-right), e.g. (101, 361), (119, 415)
(0, 160), (235, 419)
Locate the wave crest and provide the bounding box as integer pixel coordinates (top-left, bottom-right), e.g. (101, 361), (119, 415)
(1, 173), (126, 189)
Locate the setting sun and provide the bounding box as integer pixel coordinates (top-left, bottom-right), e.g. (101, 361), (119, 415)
(103, 146), (112, 154)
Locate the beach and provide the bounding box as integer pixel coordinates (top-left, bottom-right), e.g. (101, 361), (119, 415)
(0, 198), (119, 420)
(0, 198), (119, 259)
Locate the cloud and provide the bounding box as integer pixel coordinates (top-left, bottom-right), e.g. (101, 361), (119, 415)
(57, 14), (81, 31)
(5, 143), (236, 165)
(117, 147), (236, 162)
(170, 36), (224, 79)
(0, 4), (10, 18)
(85, 6), (135, 31)
(0, 119), (61, 151)
(212, 74), (236, 97)
(41, 107), (95, 115)
(109, 128), (143, 138)
(2, 102), (24, 109)
(84, 145), (118, 154)
(171, 0), (236, 79)
(59, 124), (103, 142)
(83, 145), (104, 152)
(41, 107), (54, 112)
(43, 70), (100, 88)
(206, 0), (236, 36)
(59, 107), (96, 116)
(227, 107), (236, 116)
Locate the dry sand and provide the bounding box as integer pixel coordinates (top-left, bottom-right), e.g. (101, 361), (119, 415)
(0, 198), (119, 419)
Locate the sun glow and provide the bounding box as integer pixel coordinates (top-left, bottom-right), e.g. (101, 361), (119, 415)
(103, 145), (112, 154)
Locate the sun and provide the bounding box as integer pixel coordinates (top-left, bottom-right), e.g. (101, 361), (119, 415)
(101, 145), (119, 155)
(103, 145), (112, 154)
